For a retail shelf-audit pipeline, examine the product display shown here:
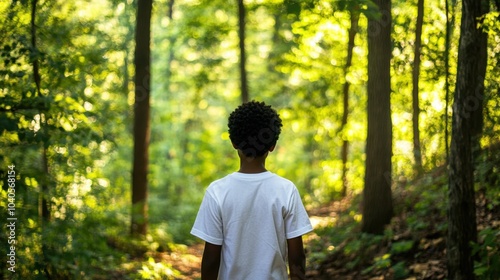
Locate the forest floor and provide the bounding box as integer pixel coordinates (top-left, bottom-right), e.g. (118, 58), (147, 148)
(156, 243), (203, 279)
(150, 166), (500, 280)
(305, 186), (500, 280)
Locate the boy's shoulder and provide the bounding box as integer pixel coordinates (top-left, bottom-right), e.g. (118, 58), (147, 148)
(208, 171), (295, 190)
(209, 172), (236, 185)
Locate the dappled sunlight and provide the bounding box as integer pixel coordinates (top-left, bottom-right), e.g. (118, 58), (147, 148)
(155, 243), (203, 279)
(1, 0), (499, 278)
(310, 215), (337, 229)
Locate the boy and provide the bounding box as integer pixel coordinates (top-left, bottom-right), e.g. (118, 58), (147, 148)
(191, 101), (313, 279)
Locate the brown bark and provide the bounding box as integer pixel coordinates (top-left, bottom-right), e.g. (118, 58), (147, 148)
(131, 0), (153, 236)
(447, 0), (485, 278)
(470, 0), (489, 162)
(361, 0), (393, 235)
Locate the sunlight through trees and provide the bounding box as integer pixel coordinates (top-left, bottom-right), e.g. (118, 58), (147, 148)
(1, 0), (499, 278)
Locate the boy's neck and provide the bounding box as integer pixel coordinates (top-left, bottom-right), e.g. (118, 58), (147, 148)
(237, 154), (268, 174)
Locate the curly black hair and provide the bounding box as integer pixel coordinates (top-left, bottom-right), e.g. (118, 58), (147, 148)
(228, 100), (283, 157)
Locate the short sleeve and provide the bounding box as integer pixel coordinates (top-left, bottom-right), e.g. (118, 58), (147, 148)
(284, 187), (313, 239)
(190, 190), (224, 245)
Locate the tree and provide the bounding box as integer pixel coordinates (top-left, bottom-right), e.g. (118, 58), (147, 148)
(237, 0), (249, 103)
(411, 0), (424, 175)
(361, 0), (393, 234)
(30, 0), (51, 222)
(131, 0), (153, 236)
(165, 0), (176, 85)
(444, 0), (457, 164)
(339, 4), (360, 197)
(470, 0), (489, 161)
(447, 0), (488, 278)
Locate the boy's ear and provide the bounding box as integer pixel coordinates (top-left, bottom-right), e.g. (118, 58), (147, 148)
(269, 145), (276, 152)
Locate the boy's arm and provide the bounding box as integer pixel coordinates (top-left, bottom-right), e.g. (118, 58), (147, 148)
(201, 242), (222, 280)
(287, 236), (306, 280)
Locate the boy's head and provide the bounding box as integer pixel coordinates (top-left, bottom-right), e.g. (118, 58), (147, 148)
(228, 101), (283, 158)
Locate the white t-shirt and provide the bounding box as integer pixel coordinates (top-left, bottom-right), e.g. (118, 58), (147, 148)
(191, 171), (313, 280)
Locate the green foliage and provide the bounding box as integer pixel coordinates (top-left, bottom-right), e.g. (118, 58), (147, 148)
(362, 254), (391, 275)
(42, 216), (127, 278)
(136, 257), (180, 280)
(392, 261), (410, 279)
(479, 11), (500, 35)
(472, 228), (500, 279)
(390, 240), (414, 255)
(399, 173), (448, 236)
(1, 0), (499, 278)
(308, 166), (451, 278)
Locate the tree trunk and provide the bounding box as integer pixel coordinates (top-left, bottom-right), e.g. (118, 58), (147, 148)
(267, 12), (281, 74)
(340, 8), (360, 197)
(167, 0), (174, 19)
(41, 147), (51, 221)
(31, 0), (41, 97)
(131, 0), (153, 237)
(31, 0), (51, 221)
(412, 0), (424, 176)
(32, 1), (52, 277)
(361, 0), (393, 235)
(237, 0), (249, 103)
(165, 0), (176, 84)
(470, 0), (489, 163)
(447, 0), (484, 278)
(444, 0), (460, 165)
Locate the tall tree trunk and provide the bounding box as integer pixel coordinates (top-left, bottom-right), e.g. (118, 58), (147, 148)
(32, 1), (52, 277)
(31, 0), (50, 221)
(444, 0), (458, 165)
(167, 0), (174, 19)
(31, 0), (41, 97)
(131, 0), (153, 237)
(41, 148), (50, 221)
(470, 0), (489, 164)
(340, 8), (360, 197)
(361, 0), (393, 235)
(237, 0), (249, 103)
(165, 0), (176, 84)
(447, 0), (484, 278)
(411, 0), (424, 176)
(267, 12), (281, 74)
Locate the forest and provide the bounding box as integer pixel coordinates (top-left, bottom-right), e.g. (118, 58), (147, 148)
(1, 0), (499, 279)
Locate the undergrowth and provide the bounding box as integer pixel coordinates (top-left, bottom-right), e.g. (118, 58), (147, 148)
(308, 146), (500, 279)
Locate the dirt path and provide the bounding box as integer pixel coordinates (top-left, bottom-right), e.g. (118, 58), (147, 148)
(158, 243), (203, 279)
